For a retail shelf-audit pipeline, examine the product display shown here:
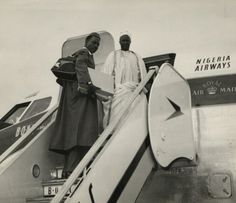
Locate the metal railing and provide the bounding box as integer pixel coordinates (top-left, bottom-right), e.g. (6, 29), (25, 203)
(51, 67), (158, 203)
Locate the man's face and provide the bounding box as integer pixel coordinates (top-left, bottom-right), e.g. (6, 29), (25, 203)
(119, 35), (131, 51)
(86, 36), (100, 54)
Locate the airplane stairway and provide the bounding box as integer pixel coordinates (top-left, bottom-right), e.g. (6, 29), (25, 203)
(25, 68), (158, 203)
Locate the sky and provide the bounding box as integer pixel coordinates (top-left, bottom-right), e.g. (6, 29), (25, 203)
(0, 0), (236, 115)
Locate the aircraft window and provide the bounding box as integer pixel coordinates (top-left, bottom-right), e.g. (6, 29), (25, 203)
(3, 103), (30, 124)
(20, 97), (52, 121)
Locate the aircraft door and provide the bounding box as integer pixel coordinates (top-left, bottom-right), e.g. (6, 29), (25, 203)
(148, 63), (196, 167)
(61, 31), (115, 71)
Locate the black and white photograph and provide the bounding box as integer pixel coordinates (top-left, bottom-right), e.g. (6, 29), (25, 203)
(0, 0), (236, 202)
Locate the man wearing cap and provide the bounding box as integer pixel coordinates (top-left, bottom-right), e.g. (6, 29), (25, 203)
(102, 34), (147, 126)
(49, 32), (101, 178)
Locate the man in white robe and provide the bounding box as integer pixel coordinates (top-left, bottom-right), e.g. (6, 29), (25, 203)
(102, 34), (147, 126)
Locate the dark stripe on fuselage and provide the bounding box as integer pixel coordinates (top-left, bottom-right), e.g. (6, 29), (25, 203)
(108, 136), (150, 203)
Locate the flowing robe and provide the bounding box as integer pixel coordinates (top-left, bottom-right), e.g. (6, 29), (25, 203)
(102, 50), (147, 126)
(49, 48), (98, 154)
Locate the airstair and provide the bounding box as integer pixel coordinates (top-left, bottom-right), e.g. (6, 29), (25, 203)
(23, 67), (157, 203)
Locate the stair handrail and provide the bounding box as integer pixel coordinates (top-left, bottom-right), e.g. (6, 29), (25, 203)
(0, 105), (59, 164)
(51, 66), (159, 203)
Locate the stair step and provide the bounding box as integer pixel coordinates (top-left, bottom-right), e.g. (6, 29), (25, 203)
(26, 196), (67, 203)
(42, 178), (66, 186)
(55, 166), (64, 170)
(26, 197), (53, 203)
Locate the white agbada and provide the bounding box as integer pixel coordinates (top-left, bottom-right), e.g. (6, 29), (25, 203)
(102, 49), (147, 126)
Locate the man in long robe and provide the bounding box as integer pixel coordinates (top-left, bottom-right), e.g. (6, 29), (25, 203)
(49, 32), (100, 178)
(102, 34), (147, 126)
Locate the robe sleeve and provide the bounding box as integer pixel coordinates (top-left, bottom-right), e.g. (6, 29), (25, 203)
(75, 49), (91, 84)
(102, 51), (115, 75)
(137, 54), (147, 80)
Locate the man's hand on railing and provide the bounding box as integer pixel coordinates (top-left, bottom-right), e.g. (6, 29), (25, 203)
(78, 83), (97, 96)
(78, 82), (106, 100)
(87, 82), (96, 96)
